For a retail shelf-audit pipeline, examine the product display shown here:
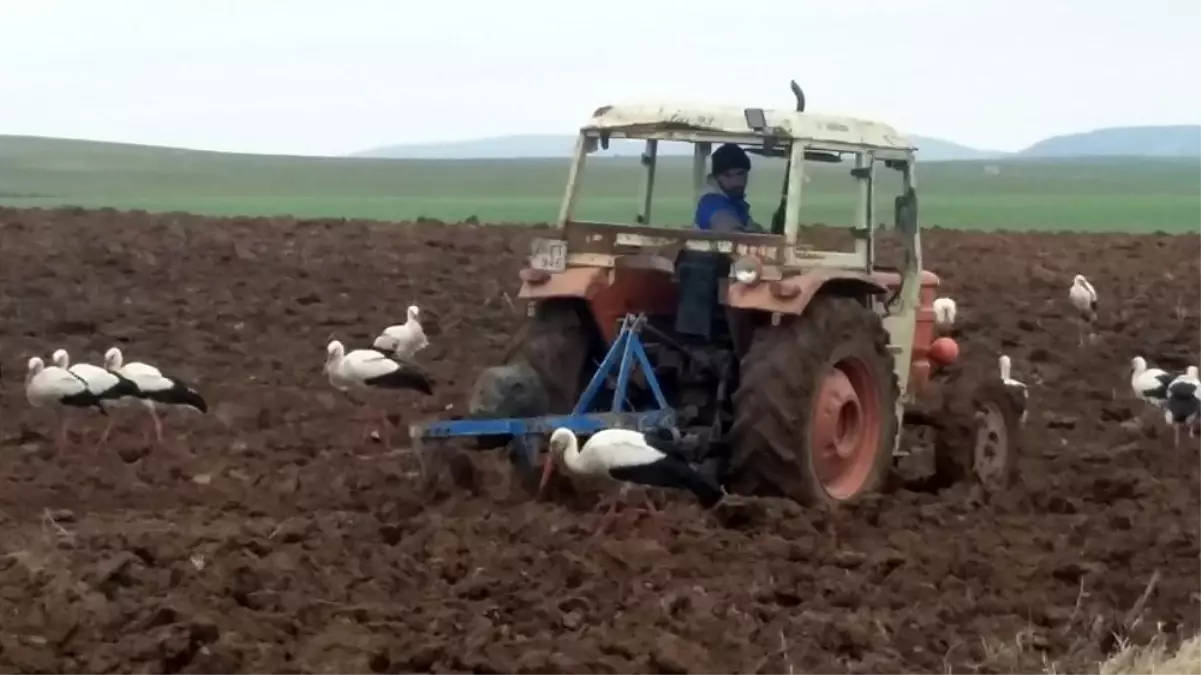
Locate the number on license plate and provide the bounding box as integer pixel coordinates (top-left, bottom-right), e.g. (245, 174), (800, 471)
(530, 238), (567, 272)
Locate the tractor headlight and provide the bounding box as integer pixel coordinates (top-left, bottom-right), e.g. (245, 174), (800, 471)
(732, 256), (762, 285)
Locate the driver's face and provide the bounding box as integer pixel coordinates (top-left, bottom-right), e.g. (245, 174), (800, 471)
(716, 168), (749, 197)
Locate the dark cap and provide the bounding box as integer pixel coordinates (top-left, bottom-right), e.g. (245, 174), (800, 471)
(711, 143), (751, 176)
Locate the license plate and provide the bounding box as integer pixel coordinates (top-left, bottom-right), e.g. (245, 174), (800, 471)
(529, 238), (567, 272)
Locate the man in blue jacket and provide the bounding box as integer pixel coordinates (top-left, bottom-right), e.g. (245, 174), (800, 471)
(694, 143), (766, 233)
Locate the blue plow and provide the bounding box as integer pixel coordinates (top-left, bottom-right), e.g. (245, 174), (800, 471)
(408, 313), (679, 473)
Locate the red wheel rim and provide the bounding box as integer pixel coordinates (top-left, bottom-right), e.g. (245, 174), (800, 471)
(810, 357), (882, 500)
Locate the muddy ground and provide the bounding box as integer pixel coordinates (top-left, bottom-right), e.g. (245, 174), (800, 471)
(0, 206), (1197, 674)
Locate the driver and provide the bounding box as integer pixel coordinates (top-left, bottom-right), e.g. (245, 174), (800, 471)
(694, 143), (765, 233)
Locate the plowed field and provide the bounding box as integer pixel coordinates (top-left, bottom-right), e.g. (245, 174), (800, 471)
(1, 207), (1197, 674)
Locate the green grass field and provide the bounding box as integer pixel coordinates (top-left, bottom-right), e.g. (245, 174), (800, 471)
(0, 135), (1198, 233)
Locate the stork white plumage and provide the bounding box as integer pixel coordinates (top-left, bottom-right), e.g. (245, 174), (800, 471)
(325, 339), (434, 449)
(25, 356), (106, 448)
(538, 427), (724, 535)
(998, 354), (1030, 425)
(1164, 366), (1201, 449)
(1130, 356), (1174, 409)
(932, 297), (957, 331)
(1069, 274), (1098, 345)
(103, 347), (208, 444)
(372, 305), (429, 361)
(50, 349), (141, 446)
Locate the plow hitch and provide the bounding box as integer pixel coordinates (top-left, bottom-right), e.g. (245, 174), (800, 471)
(409, 313), (679, 479)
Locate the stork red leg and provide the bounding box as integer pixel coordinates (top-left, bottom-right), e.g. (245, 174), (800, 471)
(151, 408), (164, 443)
(379, 408), (393, 450)
(358, 404), (376, 443)
(591, 491), (624, 537)
(56, 416), (71, 450)
(641, 489), (659, 515)
(98, 417), (117, 446)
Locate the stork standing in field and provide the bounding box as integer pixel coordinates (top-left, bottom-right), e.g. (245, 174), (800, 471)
(25, 356), (108, 448)
(538, 427), (724, 535)
(932, 297), (957, 332)
(1130, 356), (1175, 410)
(325, 339), (434, 449)
(1164, 366), (1201, 449)
(998, 354), (1030, 425)
(1068, 275), (1098, 346)
(50, 349), (141, 444)
(372, 305), (429, 361)
(103, 346), (209, 444)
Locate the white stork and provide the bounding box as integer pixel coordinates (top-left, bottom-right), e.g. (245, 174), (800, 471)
(103, 347), (208, 444)
(25, 356), (107, 448)
(932, 297), (957, 331)
(1165, 366), (1201, 449)
(998, 354), (1030, 425)
(538, 427), (724, 535)
(1130, 356), (1174, 409)
(1069, 275), (1098, 345)
(324, 339), (434, 449)
(50, 349), (141, 445)
(372, 305), (429, 361)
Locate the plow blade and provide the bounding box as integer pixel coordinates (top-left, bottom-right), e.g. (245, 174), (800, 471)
(408, 313), (680, 479)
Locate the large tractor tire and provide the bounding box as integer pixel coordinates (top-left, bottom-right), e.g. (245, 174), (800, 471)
(466, 299), (599, 481)
(506, 299), (598, 413)
(726, 295), (899, 506)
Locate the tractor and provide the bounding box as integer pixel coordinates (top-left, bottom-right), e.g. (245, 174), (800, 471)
(410, 81), (1024, 506)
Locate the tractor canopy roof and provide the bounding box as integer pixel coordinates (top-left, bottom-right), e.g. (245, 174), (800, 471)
(581, 103), (916, 155)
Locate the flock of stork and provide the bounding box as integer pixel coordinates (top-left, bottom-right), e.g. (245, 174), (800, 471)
(24, 346), (209, 448)
(21, 305), (436, 449)
(1068, 273), (1200, 449)
(933, 274), (1201, 448)
(17, 271), (1201, 531)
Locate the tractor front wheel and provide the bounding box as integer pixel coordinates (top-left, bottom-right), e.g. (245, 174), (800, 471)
(727, 295), (899, 506)
(933, 378), (1024, 494)
(466, 299), (599, 486)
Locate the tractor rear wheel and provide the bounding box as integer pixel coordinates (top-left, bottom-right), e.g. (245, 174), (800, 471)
(726, 295), (899, 506)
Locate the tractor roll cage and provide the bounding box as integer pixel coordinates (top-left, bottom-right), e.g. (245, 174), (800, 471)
(551, 103), (921, 274)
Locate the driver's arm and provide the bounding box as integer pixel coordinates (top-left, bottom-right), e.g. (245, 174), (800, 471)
(709, 210), (766, 234)
(707, 209), (745, 233)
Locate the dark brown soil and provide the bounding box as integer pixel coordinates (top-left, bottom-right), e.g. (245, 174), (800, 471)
(0, 206), (1197, 674)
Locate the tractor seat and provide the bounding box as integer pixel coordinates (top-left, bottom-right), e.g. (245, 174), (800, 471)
(673, 250), (731, 341)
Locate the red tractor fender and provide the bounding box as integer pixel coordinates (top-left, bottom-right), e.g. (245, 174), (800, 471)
(726, 269), (890, 316)
(517, 267), (609, 300)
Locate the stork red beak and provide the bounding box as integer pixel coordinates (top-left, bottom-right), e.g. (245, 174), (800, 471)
(537, 452), (556, 497)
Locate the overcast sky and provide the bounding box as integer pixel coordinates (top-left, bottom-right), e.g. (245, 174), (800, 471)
(3, 0), (1198, 156)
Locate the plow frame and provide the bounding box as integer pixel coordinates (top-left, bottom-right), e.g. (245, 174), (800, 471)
(408, 313), (677, 452)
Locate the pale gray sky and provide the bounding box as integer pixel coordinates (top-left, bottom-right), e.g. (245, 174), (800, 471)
(3, 0), (1198, 156)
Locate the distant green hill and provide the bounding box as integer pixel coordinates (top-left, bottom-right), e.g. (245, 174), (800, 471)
(0, 134), (1197, 233)
(353, 133), (1005, 162)
(1020, 125), (1201, 158)
(356, 125), (1201, 161)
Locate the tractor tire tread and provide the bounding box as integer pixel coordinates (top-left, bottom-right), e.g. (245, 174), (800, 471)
(727, 294), (899, 506)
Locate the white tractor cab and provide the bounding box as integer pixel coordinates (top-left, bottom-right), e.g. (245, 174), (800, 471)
(479, 80), (1020, 507)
